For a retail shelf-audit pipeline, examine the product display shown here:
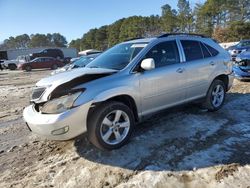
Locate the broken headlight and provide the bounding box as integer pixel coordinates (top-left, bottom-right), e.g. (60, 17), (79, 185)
(41, 92), (82, 114)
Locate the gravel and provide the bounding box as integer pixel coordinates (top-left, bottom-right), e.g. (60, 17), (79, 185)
(0, 70), (250, 188)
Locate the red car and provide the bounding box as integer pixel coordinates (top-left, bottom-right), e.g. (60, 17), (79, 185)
(18, 57), (64, 71)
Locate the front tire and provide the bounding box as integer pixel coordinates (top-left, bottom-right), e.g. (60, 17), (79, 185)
(87, 101), (135, 150)
(8, 64), (17, 70)
(203, 79), (226, 111)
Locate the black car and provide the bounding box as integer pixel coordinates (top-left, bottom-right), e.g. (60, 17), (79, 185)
(30, 49), (64, 60)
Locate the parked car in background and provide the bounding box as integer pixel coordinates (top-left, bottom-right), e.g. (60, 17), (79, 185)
(63, 57), (72, 64)
(233, 50), (250, 80)
(18, 57), (64, 71)
(30, 49), (64, 60)
(51, 53), (101, 75)
(228, 40), (250, 61)
(70, 57), (81, 63)
(0, 59), (5, 70)
(3, 55), (30, 70)
(23, 33), (234, 150)
(79, 49), (102, 56)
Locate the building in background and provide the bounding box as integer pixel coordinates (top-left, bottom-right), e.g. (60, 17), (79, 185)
(0, 47), (78, 60)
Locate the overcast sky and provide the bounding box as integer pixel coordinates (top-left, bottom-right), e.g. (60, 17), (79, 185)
(0, 0), (204, 43)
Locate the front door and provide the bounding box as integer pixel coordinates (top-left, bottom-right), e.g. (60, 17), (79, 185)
(138, 40), (187, 116)
(31, 58), (43, 69)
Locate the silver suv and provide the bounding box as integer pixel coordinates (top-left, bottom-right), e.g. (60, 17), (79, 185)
(23, 33), (234, 150)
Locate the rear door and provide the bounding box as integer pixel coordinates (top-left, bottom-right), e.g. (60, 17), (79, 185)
(138, 40), (187, 116)
(179, 39), (219, 100)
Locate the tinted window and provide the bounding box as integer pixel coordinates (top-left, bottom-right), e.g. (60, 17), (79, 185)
(204, 43), (219, 56)
(200, 42), (212, 58)
(181, 40), (203, 61)
(145, 41), (180, 68)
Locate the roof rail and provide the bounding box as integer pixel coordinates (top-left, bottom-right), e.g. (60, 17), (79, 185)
(158, 33), (207, 38)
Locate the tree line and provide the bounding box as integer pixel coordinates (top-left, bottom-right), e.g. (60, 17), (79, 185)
(0, 33), (67, 50)
(1, 0), (250, 51)
(70, 0), (250, 51)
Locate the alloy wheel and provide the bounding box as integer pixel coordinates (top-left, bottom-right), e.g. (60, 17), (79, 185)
(211, 85), (225, 108)
(100, 110), (130, 145)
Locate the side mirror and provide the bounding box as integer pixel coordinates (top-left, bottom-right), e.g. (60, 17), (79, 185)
(141, 58), (155, 71)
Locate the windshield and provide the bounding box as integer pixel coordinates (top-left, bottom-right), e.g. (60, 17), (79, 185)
(86, 42), (148, 70)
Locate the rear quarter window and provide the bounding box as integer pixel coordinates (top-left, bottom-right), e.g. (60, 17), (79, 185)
(181, 40), (203, 61)
(203, 43), (219, 57)
(200, 42), (212, 58)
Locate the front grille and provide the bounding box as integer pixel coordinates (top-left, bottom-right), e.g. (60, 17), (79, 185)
(31, 87), (46, 101)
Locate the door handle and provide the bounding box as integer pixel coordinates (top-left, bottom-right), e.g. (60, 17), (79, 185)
(210, 61), (215, 66)
(176, 68), (184, 73)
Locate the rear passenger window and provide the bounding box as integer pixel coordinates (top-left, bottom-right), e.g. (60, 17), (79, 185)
(145, 41), (180, 68)
(181, 40), (203, 61)
(200, 43), (212, 58)
(204, 43), (219, 57)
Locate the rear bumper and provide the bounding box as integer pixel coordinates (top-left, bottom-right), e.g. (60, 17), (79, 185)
(228, 73), (235, 90)
(23, 101), (92, 140)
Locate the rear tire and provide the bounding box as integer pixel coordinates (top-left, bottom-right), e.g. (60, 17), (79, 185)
(203, 80), (226, 112)
(87, 101), (135, 150)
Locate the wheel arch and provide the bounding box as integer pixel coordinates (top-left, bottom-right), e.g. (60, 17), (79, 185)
(214, 74), (229, 91)
(106, 95), (139, 122)
(89, 94), (139, 123)
(205, 74), (230, 96)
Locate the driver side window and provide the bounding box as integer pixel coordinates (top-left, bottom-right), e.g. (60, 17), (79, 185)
(144, 41), (180, 68)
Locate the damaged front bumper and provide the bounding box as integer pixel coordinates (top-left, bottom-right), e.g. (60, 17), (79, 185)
(233, 66), (250, 81)
(23, 101), (92, 140)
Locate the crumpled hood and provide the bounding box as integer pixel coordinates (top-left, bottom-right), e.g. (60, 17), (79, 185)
(37, 67), (117, 87)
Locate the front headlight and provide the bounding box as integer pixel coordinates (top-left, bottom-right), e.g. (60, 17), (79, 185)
(41, 92), (82, 114)
(235, 56), (242, 62)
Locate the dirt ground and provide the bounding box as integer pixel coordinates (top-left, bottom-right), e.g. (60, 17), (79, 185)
(0, 70), (250, 188)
